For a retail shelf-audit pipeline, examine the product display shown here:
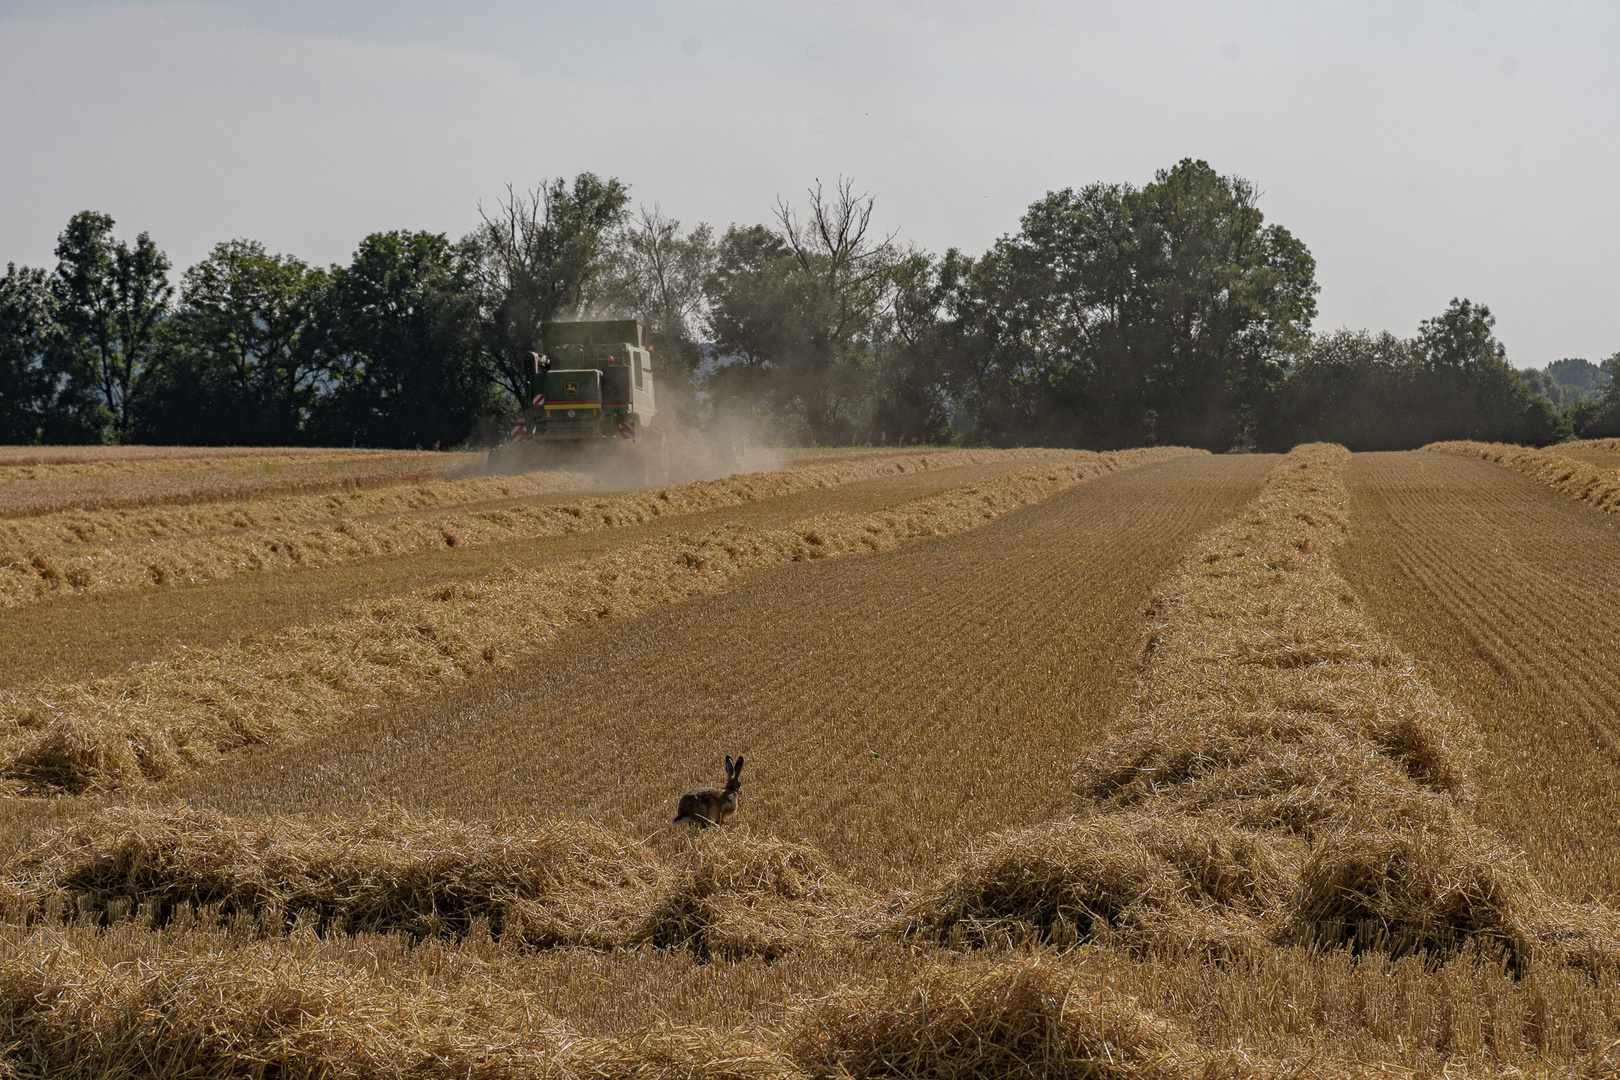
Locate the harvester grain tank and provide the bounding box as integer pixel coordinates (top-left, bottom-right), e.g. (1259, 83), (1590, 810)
(527, 319), (656, 441)
(491, 319), (662, 475)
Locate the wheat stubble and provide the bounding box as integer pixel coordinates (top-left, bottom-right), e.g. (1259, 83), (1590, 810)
(1336, 450), (1620, 903)
(0, 455), (1073, 690)
(175, 454), (1273, 889)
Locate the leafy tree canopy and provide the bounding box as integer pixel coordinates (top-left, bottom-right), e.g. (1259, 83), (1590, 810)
(944, 159), (1318, 449)
(466, 174), (631, 408)
(51, 211), (173, 439)
(136, 240), (331, 444)
(316, 230), (494, 449)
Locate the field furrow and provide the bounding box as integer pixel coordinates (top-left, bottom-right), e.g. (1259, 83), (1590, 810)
(1337, 450), (1620, 903)
(0, 449), (1075, 609)
(1555, 437), (1620, 470)
(0, 448), (1194, 798)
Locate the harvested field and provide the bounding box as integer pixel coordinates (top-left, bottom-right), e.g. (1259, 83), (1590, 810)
(161, 452), (1267, 883)
(0, 448), (1192, 797)
(1558, 436), (1620, 470)
(0, 469), (597, 547)
(1338, 450), (1620, 903)
(0, 448), (1075, 609)
(6, 442), (1620, 1078)
(0, 454), (1075, 690)
(0, 446), (475, 518)
(13, 797), (1620, 1074)
(881, 445), (1611, 973)
(1430, 438), (1620, 515)
(6, 912), (1619, 1079)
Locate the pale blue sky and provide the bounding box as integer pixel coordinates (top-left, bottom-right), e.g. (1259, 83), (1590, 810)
(2, 1), (1616, 365)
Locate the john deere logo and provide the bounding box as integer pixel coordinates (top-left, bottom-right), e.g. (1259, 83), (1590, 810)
(563, 380), (578, 394)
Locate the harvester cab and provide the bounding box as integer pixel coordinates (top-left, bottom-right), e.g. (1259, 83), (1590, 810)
(490, 319), (666, 479)
(524, 319), (656, 443)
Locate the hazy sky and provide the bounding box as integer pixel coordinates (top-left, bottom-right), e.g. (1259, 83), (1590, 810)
(2, 1), (1616, 366)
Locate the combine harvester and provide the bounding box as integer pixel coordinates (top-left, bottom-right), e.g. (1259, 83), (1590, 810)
(488, 320), (671, 482)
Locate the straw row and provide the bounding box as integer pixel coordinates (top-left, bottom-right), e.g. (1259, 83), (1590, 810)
(2, 804), (877, 962)
(11, 805), (1562, 1077)
(0, 469), (598, 547)
(0, 918), (809, 1080)
(0, 447), (1197, 796)
(1, 447), (1049, 548)
(7, 913), (1339, 1080)
(910, 445), (1620, 968)
(12, 922), (1562, 1080)
(0, 448), (1078, 609)
(1428, 440), (1620, 516)
(0, 447), (421, 477)
(0, 805), (1360, 1078)
(1, 463), (456, 522)
(0, 451), (474, 520)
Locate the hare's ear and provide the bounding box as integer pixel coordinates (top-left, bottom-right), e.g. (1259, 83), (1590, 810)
(732, 755), (744, 775)
(725, 755), (735, 776)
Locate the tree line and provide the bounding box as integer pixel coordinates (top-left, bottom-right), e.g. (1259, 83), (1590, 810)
(3, 159), (1616, 450)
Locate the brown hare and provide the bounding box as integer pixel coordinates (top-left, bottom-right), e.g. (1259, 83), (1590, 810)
(672, 755), (744, 827)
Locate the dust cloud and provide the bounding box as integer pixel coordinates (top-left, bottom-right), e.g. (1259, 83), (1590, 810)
(486, 415), (783, 489)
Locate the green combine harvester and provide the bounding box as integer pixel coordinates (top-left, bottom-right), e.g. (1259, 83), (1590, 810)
(489, 319), (664, 477)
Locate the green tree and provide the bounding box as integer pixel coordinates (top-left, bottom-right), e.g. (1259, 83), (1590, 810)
(865, 251), (954, 445)
(703, 224), (805, 439)
(942, 161), (1317, 449)
(1259, 329), (1421, 450)
(138, 240), (330, 444)
(1414, 298), (1555, 444)
(771, 178), (899, 443)
(1132, 160), (1318, 447)
(465, 174), (630, 408)
(1545, 357), (1607, 393)
(314, 230), (494, 449)
(1518, 368), (1587, 411)
(51, 211), (173, 440)
(706, 178), (899, 443)
(0, 263), (99, 443)
(1260, 301), (1557, 450)
(1569, 351), (1620, 438)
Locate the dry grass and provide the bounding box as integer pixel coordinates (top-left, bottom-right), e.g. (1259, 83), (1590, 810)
(0, 919), (809, 1080)
(157, 452), (1265, 889)
(9, 445), (1620, 1078)
(0, 449), (1077, 609)
(7, 809), (1620, 1077)
(906, 812), (1297, 956)
(3, 804), (877, 963)
(0, 470), (596, 547)
(0, 448), (1196, 797)
(900, 445), (1619, 971)
(0, 447), (426, 472)
(0, 447), (473, 518)
(1068, 445), (1480, 834)
(0, 455), (1067, 691)
(1337, 450), (1620, 904)
(783, 957), (1206, 1080)
(1429, 440), (1620, 515)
